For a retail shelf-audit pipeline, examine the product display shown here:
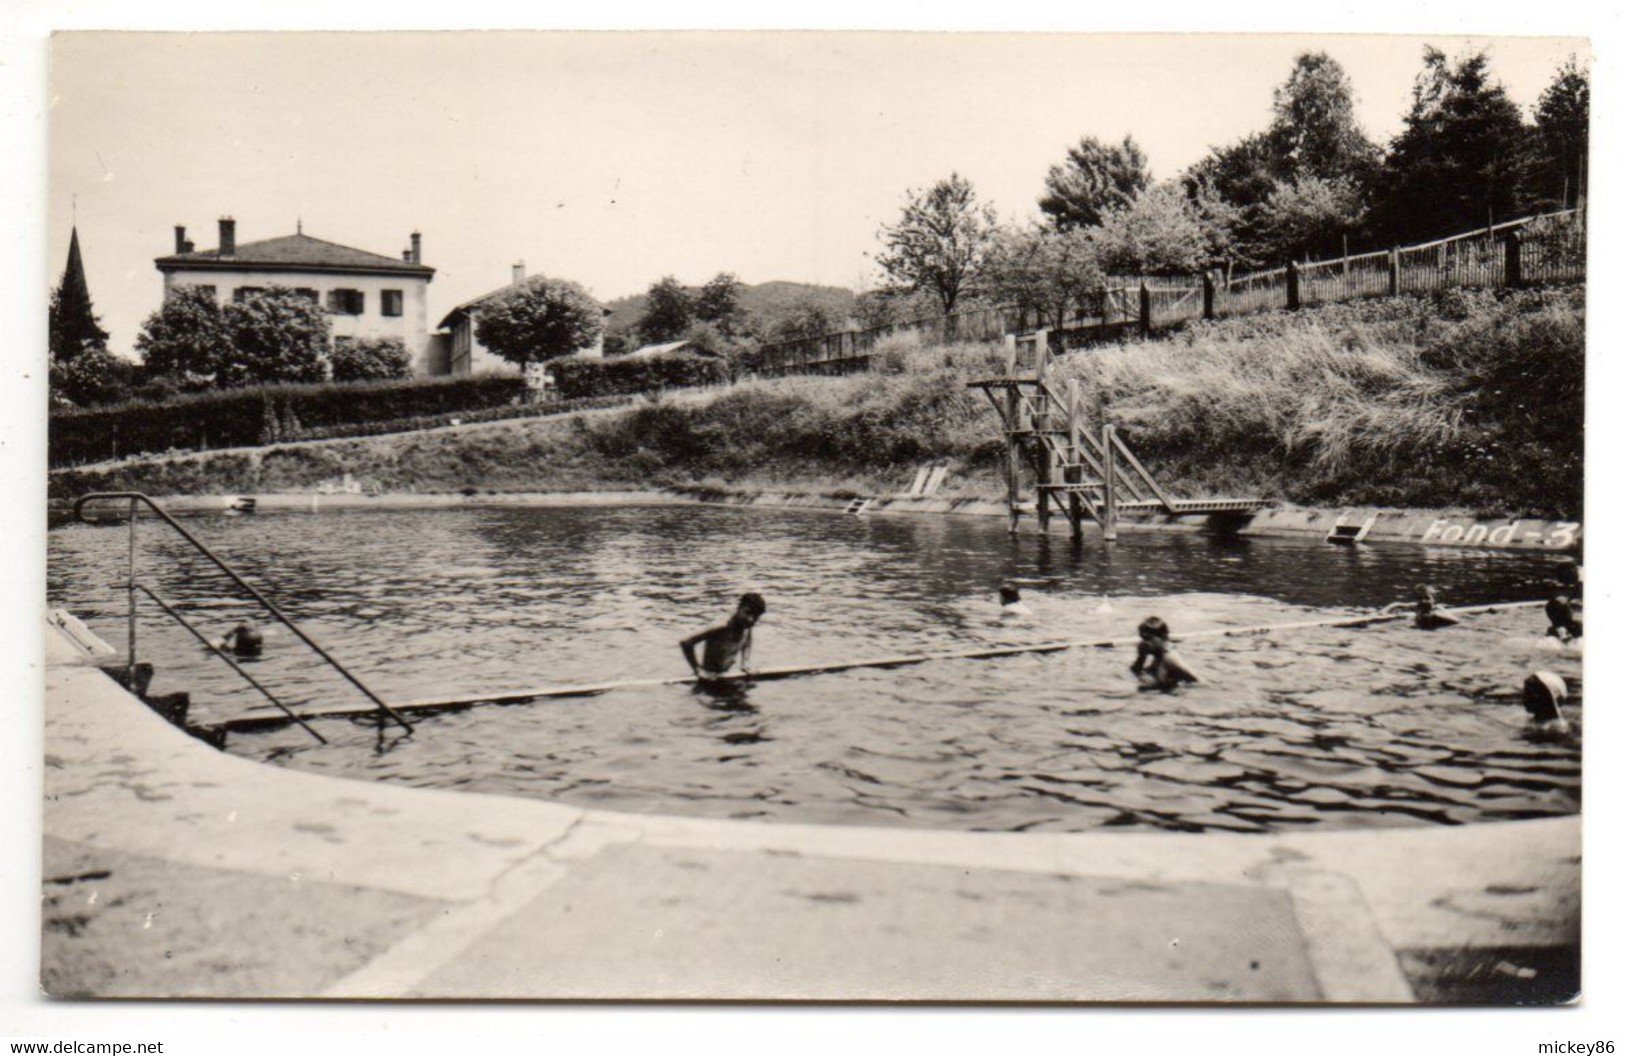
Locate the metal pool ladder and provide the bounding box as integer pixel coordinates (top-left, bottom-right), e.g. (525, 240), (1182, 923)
(73, 492), (414, 743)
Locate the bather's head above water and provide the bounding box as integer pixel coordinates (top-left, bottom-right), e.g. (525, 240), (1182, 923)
(732, 592), (767, 628)
(1138, 616), (1170, 643)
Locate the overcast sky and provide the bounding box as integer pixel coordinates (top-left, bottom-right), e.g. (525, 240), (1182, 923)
(50, 31), (1586, 357)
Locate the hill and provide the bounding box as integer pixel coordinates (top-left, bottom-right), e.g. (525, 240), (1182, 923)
(602, 280), (857, 343)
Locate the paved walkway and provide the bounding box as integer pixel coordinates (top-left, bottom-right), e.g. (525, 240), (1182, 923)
(42, 615), (1579, 1001)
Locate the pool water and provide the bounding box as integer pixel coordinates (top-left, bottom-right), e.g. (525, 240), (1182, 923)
(48, 503), (1582, 833)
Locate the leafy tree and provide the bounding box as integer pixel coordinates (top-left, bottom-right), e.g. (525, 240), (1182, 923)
(51, 345), (133, 407)
(331, 336), (413, 382)
(602, 330), (631, 358)
(49, 229), (109, 369)
(694, 272), (749, 337)
(1532, 56), (1589, 209)
(769, 296), (838, 342)
(1374, 47), (1531, 242)
(134, 285), (229, 387)
(219, 286), (332, 387)
(637, 276), (695, 344)
(1092, 183), (1236, 275)
(984, 225), (1105, 335)
(875, 172), (998, 316)
(1183, 134), (1283, 267)
(1266, 52), (1379, 186)
(474, 275), (604, 369)
(1038, 135), (1151, 231)
(1258, 176), (1366, 263)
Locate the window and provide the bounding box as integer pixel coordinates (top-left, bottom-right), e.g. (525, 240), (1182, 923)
(196, 285), (217, 301)
(233, 286), (265, 303)
(327, 288), (365, 315)
(381, 289), (404, 317)
(294, 287), (319, 304)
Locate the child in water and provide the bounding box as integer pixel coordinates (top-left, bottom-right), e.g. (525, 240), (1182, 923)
(1522, 670), (1571, 737)
(998, 583), (1033, 618)
(681, 592), (767, 679)
(1409, 585), (1461, 629)
(1545, 595), (1583, 642)
(217, 621), (264, 658)
(1131, 617), (1199, 692)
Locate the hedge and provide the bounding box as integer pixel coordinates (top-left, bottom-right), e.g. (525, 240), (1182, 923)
(548, 352), (728, 400)
(50, 374), (528, 467)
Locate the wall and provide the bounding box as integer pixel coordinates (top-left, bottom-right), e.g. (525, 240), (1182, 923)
(163, 267), (434, 373)
(445, 310), (606, 376)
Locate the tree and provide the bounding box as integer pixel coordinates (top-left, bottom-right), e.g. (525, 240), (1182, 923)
(769, 296), (837, 342)
(49, 228), (109, 369)
(1532, 56), (1589, 209)
(1183, 134), (1283, 267)
(1266, 52), (1379, 186)
(51, 345), (133, 406)
(637, 276), (695, 344)
(219, 286), (332, 387)
(474, 275), (604, 369)
(1258, 176), (1366, 263)
(694, 272), (749, 337)
(134, 285), (229, 387)
(1092, 183), (1235, 275)
(1038, 135), (1151, 231)
(1374, 47), (1532, 242)
(875, 173), (998, 316)
(983, 225), (1105, 336)
(331, 336), (413, 382)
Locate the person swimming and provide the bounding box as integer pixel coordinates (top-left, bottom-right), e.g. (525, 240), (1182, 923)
(1545, 595), (1583, 642)
(217, 621), (264, 658)
(1411, 585), (1460, 629)
(680, 592), (767, 679)
(1130, 616), (1199, 692)
(1522, 670), (1571, 736)
(998, 583), (1033, 618)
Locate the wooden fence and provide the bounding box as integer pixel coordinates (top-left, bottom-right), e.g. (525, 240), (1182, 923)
(757, 208), (1585, 376)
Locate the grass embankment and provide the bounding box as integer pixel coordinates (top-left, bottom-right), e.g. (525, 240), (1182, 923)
(51, 286), (1583, 518)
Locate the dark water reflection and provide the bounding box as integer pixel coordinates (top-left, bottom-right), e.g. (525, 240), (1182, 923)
(48, 504), (1581, 833)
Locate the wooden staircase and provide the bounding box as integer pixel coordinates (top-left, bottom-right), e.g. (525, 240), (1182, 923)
(968, 331), (1262, 538)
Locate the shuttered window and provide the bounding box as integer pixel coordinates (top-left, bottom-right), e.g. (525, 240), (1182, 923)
(382, 289), (404, 317)
(327, 289), (365, 315)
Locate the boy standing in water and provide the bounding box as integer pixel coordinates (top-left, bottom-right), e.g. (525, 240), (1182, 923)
(681, 593), (767, 679)
(1546, 595), (1583, 641)
(1131, 617), (1199, 691)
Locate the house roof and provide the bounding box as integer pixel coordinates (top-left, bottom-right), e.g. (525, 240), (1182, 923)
(624, 340), (691, 358)
(155, 233), (434, 278)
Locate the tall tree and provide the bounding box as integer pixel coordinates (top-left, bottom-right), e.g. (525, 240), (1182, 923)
(637, 276), (695, 344)
(983, 225), (1105, 341)
(694, 272), (747, 337)
(1266, 52), (1379, 185)
(1038, 135), (1151, 231)
(474, 275), (605, 368)
(875, 173), (998, 316)
(1374, 47), (1531, 242)
(49, 228), (109, 366)
(1183, 133), (1283, 267)
(1532, 56), (1589, 209)
(1092, 183), (1237, 275)
(1258, 176), (1366, 263)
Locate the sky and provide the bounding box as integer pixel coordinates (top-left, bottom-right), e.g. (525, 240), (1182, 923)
(50, 31), (1587, 357)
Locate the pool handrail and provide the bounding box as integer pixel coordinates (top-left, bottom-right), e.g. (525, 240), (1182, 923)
(72, 491), (413, 735)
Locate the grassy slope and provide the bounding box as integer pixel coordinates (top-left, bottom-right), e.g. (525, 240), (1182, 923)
(52, 286), (1583, 518)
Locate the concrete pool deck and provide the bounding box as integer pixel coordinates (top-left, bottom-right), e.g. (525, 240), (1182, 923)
(42, 618), (1580, 1002)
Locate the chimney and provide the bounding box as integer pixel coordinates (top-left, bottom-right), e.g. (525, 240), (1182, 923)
(219, 217), (236, 257)
(410, 231), (421, 264)
(402, 248), (412, 261)
(512, 261), (526, 285)
(174, 225), (188, 254)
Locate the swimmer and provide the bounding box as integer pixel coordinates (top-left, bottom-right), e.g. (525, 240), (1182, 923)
(681, 592), (766, 679)
(1131, 616), (1199, 692)
(1522, 670), (1571, 736)
(217, 621), (264, 658)
(998, 583), (1033, 618)
(1410, 585), (1460, 630)
(1545, 595), (1583, 642)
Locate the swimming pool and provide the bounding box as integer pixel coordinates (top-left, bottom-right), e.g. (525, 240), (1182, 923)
(48, 503), (1581, 833)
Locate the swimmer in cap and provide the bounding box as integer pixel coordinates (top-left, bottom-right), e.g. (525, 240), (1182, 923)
(217, 621), (264, 658)
(681, 592), (767, 679)
(999, 583), (1033, 618)
(1522, 671), (1571, 736)
(1131, 617), (1199, 692)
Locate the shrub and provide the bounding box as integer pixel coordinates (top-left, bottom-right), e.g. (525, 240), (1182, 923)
(219, 287), (332, 386)
(332, 336), (413, 382)
(548, 352), (728, 400)
(49, 373), (528, 467)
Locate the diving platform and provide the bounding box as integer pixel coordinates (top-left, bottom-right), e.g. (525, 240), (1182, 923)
(969, 331), (1263, 538)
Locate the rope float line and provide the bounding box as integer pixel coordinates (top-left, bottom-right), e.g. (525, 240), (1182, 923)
(201, 599), (1550, 737)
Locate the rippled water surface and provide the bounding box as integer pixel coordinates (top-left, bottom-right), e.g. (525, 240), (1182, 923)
(48, 504), (1581, 833)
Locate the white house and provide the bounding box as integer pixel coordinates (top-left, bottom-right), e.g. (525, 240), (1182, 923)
(433, 262), (606, 376)
(155, 218), (438, 373)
